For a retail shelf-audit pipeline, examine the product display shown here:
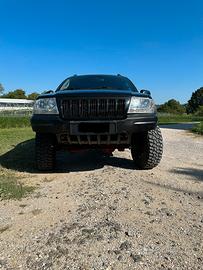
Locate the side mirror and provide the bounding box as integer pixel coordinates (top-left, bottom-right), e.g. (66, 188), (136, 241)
(44, 90), (54, 94)
(140, 89), (151, 96)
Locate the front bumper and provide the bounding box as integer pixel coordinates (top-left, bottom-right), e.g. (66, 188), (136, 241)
(31, 114), (157, 145)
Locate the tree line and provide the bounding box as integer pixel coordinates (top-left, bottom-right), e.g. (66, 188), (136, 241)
(0, 83), (39, 100)
(0, 83), (203, 115)
(157, 87), (203, 116)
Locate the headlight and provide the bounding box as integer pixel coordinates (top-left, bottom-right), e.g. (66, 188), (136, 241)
(33, 98), (59, 114)
(128, 97), (156, 113)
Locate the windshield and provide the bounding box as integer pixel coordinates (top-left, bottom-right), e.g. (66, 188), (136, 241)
(57, 75), (138, 91)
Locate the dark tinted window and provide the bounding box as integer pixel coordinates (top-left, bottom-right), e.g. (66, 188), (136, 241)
(58, 75), (138, 91)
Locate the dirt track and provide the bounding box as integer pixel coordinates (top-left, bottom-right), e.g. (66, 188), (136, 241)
(0, 127), (203, 270)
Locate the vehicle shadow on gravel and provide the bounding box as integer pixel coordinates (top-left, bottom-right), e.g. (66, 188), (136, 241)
(145, 167), (203, 198)
(160, 123), (198, 130)
(171, 167), (203, 182)
(0, 139), (135, 173)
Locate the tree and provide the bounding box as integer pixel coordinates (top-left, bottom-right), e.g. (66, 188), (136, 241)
(157, 99), (185, 114)
(3, 89), (27, 99)
(195, 105), (203, 116)
(0, 83), (4, 96)
(27, 92), (39, 100)
(186, 87), (203, 114)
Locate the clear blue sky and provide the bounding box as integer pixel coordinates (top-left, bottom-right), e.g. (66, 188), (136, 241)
(0, 0), (203, 104)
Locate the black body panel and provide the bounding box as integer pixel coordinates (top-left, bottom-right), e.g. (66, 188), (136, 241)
(31, 113), (157, 146)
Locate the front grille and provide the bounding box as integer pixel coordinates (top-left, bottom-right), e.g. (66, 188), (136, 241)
(60, 98), (127, 120)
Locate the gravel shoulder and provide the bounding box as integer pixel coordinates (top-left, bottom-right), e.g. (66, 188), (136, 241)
(0, 128), (203, 270)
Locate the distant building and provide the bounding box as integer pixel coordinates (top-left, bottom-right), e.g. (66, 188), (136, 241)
(0, 98), (34, 111)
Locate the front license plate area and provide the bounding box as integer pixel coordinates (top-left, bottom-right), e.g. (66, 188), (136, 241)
(70, 122), (116, 135)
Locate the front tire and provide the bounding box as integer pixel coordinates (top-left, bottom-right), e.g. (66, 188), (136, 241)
(131, 126), (163, 169)
(35, 133), (56, 171)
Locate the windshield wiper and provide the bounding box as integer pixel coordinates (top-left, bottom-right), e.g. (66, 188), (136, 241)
(94, 86), (115, 89)
(61, 87), (126, 90)
(86, 86), (119, 90)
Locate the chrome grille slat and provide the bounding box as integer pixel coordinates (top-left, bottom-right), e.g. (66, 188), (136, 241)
(87, 135), (91, 145)
(61, 98), (127, 120)
(77, 135), (81, 144)
(97, 134), (100, 144)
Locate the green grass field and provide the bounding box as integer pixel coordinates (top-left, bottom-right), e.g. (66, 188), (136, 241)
(0, 116), (31, 129)
(158, 113), (203, 124)
(0, 127), (35, 199)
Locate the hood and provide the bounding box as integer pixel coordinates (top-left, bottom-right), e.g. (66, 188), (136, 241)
(38, 89), (151, 99)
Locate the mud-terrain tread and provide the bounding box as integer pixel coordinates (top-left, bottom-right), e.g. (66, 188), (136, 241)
(35, 133), (56, 171)
(131, 126), (163, 169)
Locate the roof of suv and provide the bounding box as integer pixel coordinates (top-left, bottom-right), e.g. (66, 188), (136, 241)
(67, 74), (125, 79)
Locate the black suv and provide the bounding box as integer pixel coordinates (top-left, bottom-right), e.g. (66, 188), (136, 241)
(31, 74), (163, 171)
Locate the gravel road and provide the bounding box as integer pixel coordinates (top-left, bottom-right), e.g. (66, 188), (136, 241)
(0, 128), (203, 270)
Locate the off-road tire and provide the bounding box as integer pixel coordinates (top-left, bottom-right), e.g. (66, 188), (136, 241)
(35, 133), (56, 171)
(131, 126), (163, 169)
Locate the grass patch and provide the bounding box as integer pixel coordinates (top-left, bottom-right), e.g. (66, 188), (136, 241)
(0, 127), (34, 154)
(0, 127), (35, 199)
(0, 116), (31, 129)
(158, 113), (203, 124)
(0, 172), (34, 200)
(191, 122), (203, 135)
